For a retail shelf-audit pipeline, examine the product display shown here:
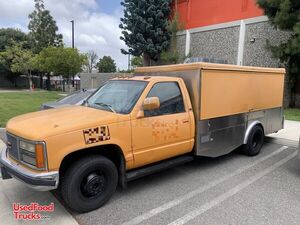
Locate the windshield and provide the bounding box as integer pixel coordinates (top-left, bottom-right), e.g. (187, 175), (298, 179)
(86, 80), (147, 114)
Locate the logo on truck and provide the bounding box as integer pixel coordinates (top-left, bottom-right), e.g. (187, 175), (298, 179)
(83, 126), (110, 144)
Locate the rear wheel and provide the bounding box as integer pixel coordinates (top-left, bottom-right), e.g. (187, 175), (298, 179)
(60, 155), (118, 213)
(242, 125), (264, 156)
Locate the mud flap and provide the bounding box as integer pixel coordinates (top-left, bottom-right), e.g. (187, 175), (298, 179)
(1, 166), (12, 180)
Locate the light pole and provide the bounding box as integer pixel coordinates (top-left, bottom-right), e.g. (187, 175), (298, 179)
(128, 54), (131, 71)
(70, 20), (75, 88)
(70, 20), (75, 48)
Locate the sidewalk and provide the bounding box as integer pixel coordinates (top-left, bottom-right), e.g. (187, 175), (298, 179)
(268, 120), (300, 142)
(0, 140), (78, 225)
(0, 89), (28, 93)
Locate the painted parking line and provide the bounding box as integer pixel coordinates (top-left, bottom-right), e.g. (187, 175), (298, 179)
(122, 146), (288, 225)
(168, 151), (297, 225)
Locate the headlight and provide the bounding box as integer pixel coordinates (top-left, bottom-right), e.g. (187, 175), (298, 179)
(19, 140), (35, 153)
(19, 140), (46, 169)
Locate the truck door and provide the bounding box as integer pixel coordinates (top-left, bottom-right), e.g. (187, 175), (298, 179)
(131, 81), (193, 167)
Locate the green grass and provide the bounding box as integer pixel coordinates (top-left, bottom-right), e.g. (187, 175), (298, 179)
(0, 91), (63, 127)
(284, 108), (300, 122)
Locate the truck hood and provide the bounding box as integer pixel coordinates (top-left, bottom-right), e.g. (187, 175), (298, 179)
(6, 106), (120, 140)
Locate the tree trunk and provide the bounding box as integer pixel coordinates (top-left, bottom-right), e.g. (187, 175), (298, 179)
(63, 79), (65, 92)
(40, 74), (43, 89)
(143, 53), (151, 66)
(46, 74), (50, 90)
(28, 70), (33, 91)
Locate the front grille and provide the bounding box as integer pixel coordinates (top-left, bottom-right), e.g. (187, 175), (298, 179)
(6, 133), (19, 160)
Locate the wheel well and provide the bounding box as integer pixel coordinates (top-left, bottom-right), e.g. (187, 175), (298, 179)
(59, 144), (126, 188)
(243, 122), (265, 144)
(257, 123), (264, 134)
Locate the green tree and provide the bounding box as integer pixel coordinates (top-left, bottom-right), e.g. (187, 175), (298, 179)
(160, 12), (185, 65)
(97, 56), (117, 73)
(0, 28), (29, 85)
(0, 28), (28, 51)
(28, 0), (63, 53)
(0, 43), (35, 90)
(131, 56), (143, 68)
(119, 0), (172, 66)
(35, 47), (87, 77)
(257, 0), (300, 107)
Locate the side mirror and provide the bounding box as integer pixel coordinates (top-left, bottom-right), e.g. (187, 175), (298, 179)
(143, 97), (160, 111)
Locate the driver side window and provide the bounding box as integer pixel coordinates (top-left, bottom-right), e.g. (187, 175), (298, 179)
(144, 82), (185, 117)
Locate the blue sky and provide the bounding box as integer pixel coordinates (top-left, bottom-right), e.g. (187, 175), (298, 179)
(0, 0), (128, 69)
(96, 0), (121, 14)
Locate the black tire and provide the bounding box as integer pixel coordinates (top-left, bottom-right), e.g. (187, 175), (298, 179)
(60, 155), (118, 213)
(242, 125), (264, 156)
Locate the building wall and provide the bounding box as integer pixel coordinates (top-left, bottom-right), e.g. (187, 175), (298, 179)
(176, 0), (263, 29)
(176, 34), (187, 60)
(176, 19), (291, 67)
(80, 73), (126, 90)
(190, 26), (240, 64)
(174, 0), (291, 67)
(243, 21), (291, 67)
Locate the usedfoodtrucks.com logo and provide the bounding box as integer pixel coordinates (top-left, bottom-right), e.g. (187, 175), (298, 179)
(13, 202), (54, 220)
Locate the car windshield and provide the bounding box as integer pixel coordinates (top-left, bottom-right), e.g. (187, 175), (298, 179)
(86, 80), (147, 114)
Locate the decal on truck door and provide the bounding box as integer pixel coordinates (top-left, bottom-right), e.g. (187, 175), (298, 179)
(152, 119), (179, 142)
(83, 126), (110, 144)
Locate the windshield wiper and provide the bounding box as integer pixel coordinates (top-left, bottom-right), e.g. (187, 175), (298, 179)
(94, 102), (116, 113)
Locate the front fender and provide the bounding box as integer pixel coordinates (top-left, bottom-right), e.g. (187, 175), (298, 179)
(44, 121), (133, 171)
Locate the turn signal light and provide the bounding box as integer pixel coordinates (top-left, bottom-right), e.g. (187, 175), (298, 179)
(35, 144), (45, 168)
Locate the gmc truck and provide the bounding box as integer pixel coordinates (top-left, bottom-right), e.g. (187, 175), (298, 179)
(0, 63), (285, 212)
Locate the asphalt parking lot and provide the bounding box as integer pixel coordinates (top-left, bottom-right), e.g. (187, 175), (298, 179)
(73, 140), (300, 225)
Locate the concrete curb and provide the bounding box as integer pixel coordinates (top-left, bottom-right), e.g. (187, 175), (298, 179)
(0, 128), (5, 142)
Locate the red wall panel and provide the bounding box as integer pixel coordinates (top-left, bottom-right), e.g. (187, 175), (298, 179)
(176, 0), (264, 29)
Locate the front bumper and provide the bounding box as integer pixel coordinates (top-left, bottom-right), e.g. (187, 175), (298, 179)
(0, 145), (59, 191)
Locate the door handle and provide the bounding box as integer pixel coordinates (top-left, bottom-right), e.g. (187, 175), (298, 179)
(182, 119), (189, 123)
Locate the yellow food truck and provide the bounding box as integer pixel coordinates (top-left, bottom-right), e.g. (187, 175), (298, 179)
(0, 63), (285, 212)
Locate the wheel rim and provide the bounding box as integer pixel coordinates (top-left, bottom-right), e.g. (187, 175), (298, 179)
(80, 172), (106, 198)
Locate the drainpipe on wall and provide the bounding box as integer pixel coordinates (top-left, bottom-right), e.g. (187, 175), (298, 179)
(185, 29), (191, 56)
(237, 20), (246, 66)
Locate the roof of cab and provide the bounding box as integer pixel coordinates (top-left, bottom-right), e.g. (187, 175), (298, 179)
(112, 76), (181, 82)
(134, 62), (286, 74)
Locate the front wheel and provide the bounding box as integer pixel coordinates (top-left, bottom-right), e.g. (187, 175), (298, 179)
(242, 125), (264, 156)
(60, 155), (118, 213)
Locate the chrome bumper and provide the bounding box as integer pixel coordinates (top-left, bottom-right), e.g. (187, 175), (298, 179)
(0, 145), (59, 191)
